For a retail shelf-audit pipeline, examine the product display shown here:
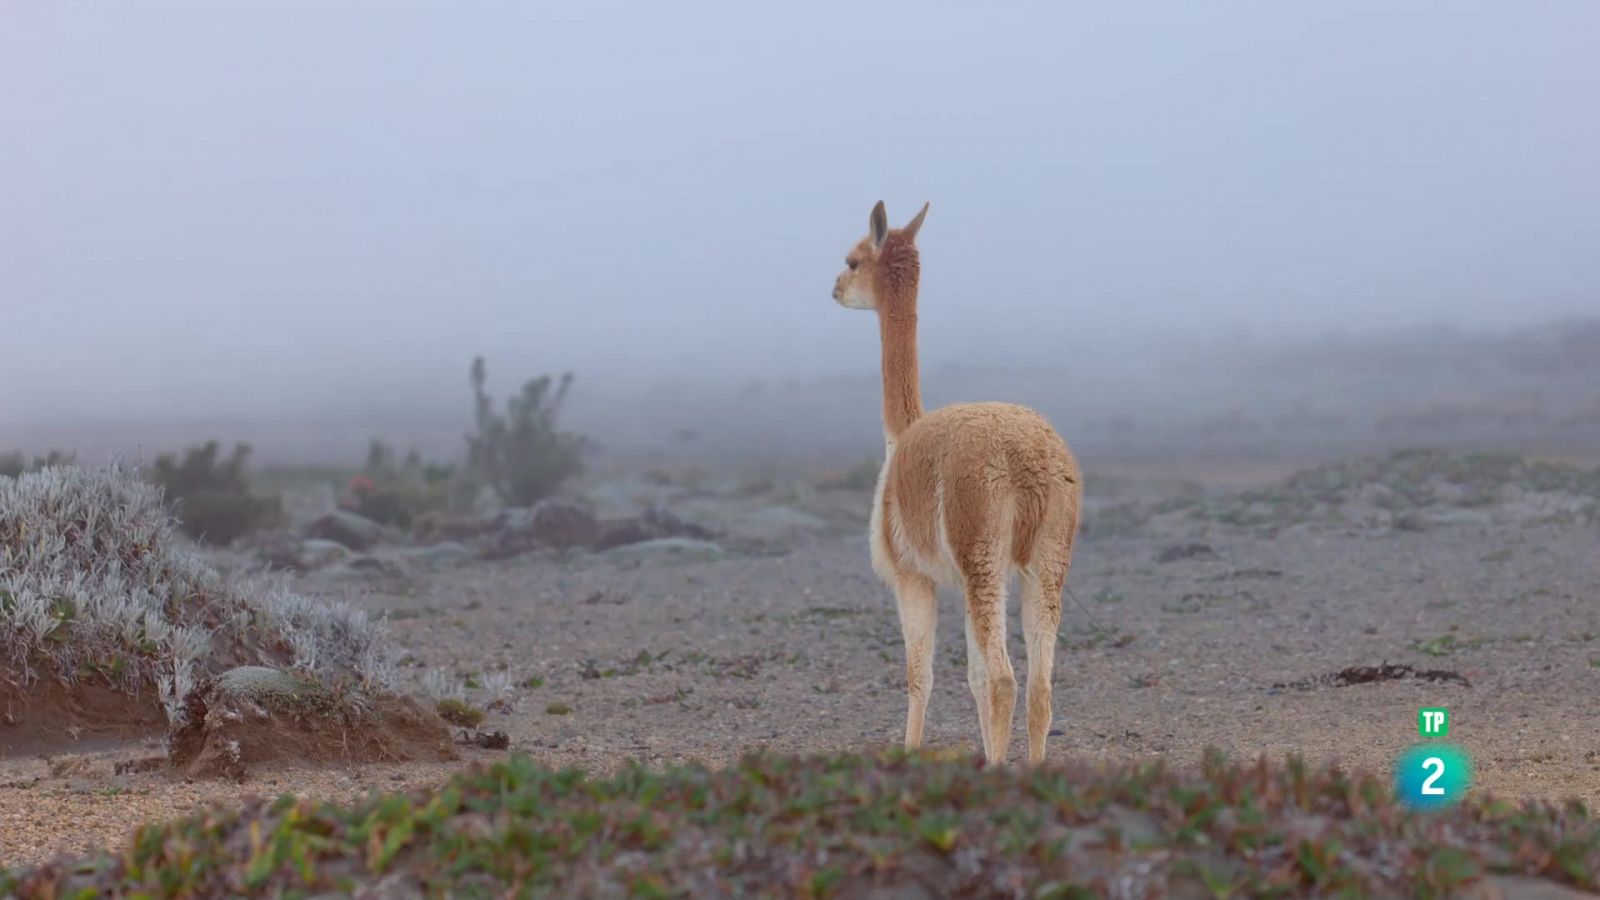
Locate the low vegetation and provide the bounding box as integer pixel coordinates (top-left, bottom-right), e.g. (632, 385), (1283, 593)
(0, 464), (394, 725)
(7, 357), (592, 560)
(4, 750), (1596, 897)
(341, 439), (456, 528)
(465, 356), (587, 508)
(332, 358), (591, 533)
(149, 440), (281, 545)
(433, 697), (485, 729)
(0, 450), (73, 478)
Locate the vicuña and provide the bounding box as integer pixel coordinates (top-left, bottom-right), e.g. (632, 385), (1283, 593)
(831, 200), (1082, 765)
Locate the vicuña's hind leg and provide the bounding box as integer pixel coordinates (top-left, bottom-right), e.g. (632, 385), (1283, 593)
(1020, 563), (1066, 766)
(964, 608), (992, 753)
(964, 572), (1016, 763)
(894, 572), (938, 750)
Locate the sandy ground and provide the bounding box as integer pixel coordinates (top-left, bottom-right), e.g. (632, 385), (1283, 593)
(3, 471), (1599, 867)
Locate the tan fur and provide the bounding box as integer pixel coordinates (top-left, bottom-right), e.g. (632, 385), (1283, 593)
(832, 201), (1082, 765)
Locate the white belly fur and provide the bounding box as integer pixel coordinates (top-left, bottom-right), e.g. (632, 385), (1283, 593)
(869, 446), (963, 587)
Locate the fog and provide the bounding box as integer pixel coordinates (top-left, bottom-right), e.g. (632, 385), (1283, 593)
(3, 2), (1598, 469)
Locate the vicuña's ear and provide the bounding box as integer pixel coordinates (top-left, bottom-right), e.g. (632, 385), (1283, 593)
(902, 202), (929, 243)
(870, 201), (889, 248)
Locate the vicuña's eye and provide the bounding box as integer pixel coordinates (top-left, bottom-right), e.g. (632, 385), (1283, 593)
(847, 259), (859, 271)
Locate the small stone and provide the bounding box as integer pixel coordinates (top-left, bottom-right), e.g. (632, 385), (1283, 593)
(1155, 542), (1217, 564)
(599, 538), (724, 561)
(303, 510), (391, 552)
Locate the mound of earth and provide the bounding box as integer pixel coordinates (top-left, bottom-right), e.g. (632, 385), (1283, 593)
(168, 666), (456, 780)
(0, 464), (399, 760)
(0, 678), (168, 758)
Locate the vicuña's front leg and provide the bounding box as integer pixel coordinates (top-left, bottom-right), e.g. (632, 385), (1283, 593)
(894, 572), (937, 750)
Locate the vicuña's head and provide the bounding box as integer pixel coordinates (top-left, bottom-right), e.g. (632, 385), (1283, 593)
(833, 200), (929, 312)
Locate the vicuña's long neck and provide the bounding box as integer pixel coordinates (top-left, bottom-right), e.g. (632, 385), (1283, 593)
(877, 304), (923, 441)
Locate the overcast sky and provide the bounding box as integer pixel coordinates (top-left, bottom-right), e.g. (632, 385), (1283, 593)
(3, 1), (1597, 423)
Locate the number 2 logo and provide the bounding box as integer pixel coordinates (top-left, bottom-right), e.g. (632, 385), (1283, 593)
(1396, 744), (1468, 810)
(1421, 757), (1446, 795)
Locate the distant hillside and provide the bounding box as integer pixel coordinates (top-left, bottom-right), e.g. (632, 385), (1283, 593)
(4, 318), (1596, 474)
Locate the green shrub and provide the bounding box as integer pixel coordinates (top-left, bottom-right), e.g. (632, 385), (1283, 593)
(149, 441), (281, 545)
(6, 749), (1598, 896)
(176, 490), (280, 546)
(465, 356), (586, 507)
(435, 697), (485, 728)
(343, 440), (454, 528)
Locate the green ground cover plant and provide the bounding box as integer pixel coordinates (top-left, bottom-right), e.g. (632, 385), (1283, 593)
(5, 749), (1595, 897)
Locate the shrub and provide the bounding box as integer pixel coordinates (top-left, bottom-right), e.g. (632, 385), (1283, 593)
(0, 449), (74, 478)
(341, 440), (454, 528)
(148, 441), (281, 545)
(365, 440), (460, 485)
(0, 464), (396, 723)
(434, 698), (485, 728)
(464, 356), (586, 507)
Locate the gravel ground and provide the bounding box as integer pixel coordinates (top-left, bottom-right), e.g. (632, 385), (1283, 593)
(4, 468), (1599, 868)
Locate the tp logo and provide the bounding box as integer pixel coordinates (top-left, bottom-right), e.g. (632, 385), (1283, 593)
(1419, 707), (1448, 737)
(1395, 707), (1470, 811)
